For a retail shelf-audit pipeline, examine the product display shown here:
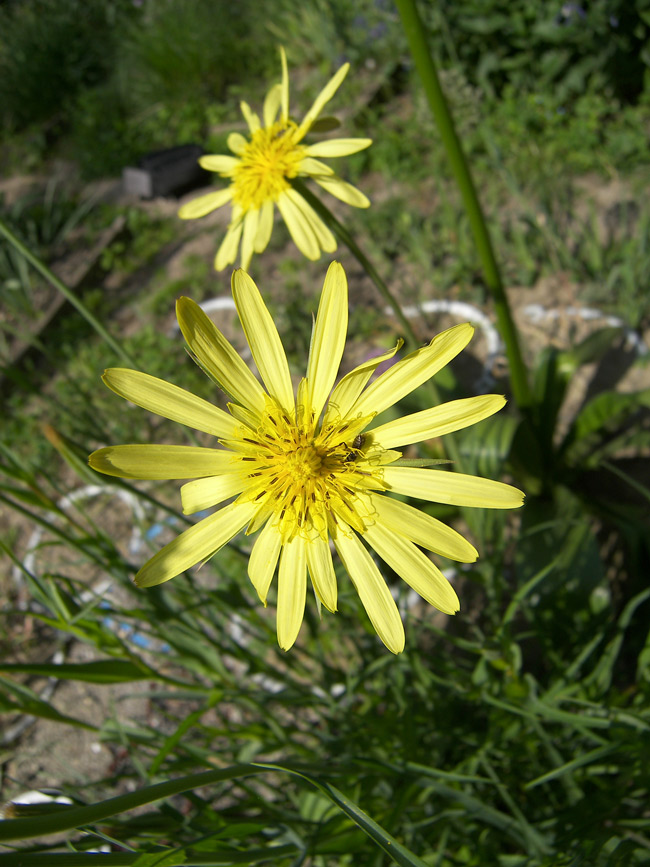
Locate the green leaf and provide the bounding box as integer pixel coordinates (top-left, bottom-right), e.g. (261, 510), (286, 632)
(0, 676), (99, 731)
(253, 763), (430, 867)
(457, 411), (519, 478)
(531, 346), (566, 451)
(309, 116), (341, 133)
(43, 425), (105, 487)
(524, 744), (619, 790)
(0, 660), (156, 684)
(561, 388), (650, 462)
(514, 487), (604, 604)
(583, 588), (650, 693)
(563, 326), (623, 370)
(0, 766), (268, 841)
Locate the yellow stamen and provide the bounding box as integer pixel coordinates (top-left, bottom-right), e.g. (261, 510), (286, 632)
(229, 402), (383, 541)
(231, 121), (305, 212)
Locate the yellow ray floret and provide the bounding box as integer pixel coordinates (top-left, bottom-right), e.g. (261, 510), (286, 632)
(89, 263), (524, 653)
(178, 47), (372, 270)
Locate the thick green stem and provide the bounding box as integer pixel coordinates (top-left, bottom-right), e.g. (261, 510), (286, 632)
(394, 0), (531, 409)
(0, 218), (136, 367)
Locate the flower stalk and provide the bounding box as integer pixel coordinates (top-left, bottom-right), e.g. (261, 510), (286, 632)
(394, 0), (532, 410)
(292, 179), (419, 351)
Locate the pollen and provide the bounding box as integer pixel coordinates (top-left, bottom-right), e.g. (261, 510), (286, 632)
(232, 121), (305, 212)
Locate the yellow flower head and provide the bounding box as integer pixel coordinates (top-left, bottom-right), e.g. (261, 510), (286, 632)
(89, 264), (523, 653)
(178, 48), (371, 271)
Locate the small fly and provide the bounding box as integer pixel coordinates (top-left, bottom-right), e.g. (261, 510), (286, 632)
(344, 434), (366, 462)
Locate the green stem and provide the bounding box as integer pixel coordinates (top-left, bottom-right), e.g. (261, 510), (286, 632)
(0, 218), (137, 367)
(394, 0), (531, 409)
(292, 180), (419, 351)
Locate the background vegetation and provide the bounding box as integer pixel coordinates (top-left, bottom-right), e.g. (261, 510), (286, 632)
(1, 0), (649, 865)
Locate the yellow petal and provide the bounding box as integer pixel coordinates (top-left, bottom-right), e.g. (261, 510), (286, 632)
(280, 46), (289, 122)
(240, 208), (259, 270)
(89, 444), (237, 480)
(254, 199), (274, 253)
(178, 187), (232, 219)
(199, 155), (239, 174)
(134, 501), (254, 587)
(368, 394), (506, 449)
(231, 270), (295, 415)
(277, 535), (307, 650)
(228, 402), (260, 429)
(102, 369), (239, 438)
(371, 493), (478, 562)
(215, 214), (244, 271)
(333, 522), (404, 654)
(323, 341), (403, 426)
(176, 296), (266, 413)
(299, 157), (335, 177)
(383, 466), (525, 509)
(296, 63), (349, 140)
(263, 82), (282, 128)
(228, 132), (248, 155)
(306, 533), (338, 612)
(352, 323), (475, 419)
(363, 522), (460, 614)
(276, 191), (320, 260)
(285, 188), (336, 252)
(180, 474), (246, 514)
(305, 261), (348, 422)
(240, 100), (260, 133)
(248, 518), (282, 604)
(314, 175), (370, 208)
(305, 138), (372, 157)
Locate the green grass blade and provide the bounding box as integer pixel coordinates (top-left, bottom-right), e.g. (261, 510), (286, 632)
(0, 767), (267, 841)
(0, 844), (299, 865)
(524, 744), (620, 790)
(0, 216), (136, 366)
(0, 661), (160, 684)
(0, 675), (99, 732)
(254, 762), (431, 867)
(394, 0), (531, 409)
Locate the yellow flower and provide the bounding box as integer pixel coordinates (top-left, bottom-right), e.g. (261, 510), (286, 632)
(178, 48), (371, 271)
(89, 264), (523, 653)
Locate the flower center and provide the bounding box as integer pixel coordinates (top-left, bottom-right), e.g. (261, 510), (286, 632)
(229, 401), (385, 541)
(232, 121), (305, 212)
